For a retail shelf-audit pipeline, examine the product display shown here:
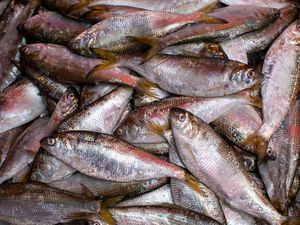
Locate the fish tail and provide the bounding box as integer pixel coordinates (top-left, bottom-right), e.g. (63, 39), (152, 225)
(136, 79), (161, 98)
(127, 36), (163, 61)
(100, 197), (123, 225)
(67, 0), (90, 17)
(272, 198), (288, 215)
(184, 172), (205, 196)
(237, 86), (262, 108)
(281, 216), (300, 225)
(190, 1), (227, 24)
(243, 134), (269, 161)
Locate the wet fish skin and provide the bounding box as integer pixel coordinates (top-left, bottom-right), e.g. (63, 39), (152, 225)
(58, 87), (133, 133)
(118, 54), (262, 97)
(41, 131), (188, 182)
(19, 11), (91, 44)
(12, 163), (32, 183)
(22, 64), (69, 101)
(115, 89), (258, 144)
(31, 150), (76, 183)
(210, 105), (262, 154)
(133, 142), (169, 155)
(251, 21), (300, 159)
(170, 108), (285, 225)
(49, 172), (168, 198)
(108, 206), (221, 225)
(0, 182), (101, 225)
(259, 100), (300, 214)
(0, 124), (27, 168)
(80, 83), (117, 109)
(0, 78), (46, 133)
(220, 0), (290, 9)
(0, 0), (40, 92)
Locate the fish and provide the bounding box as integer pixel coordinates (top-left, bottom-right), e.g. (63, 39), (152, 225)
(18, 11), (91, 44)
(220, 0), (291, 9)
(40, 131), (202, 194)
(0, 88), (78, 184)
(115, 88), (259, 144)
(49, 172), (168, 198)
(161, 42), (228, 59)
(80, 83), (117, 109)
(133, 142), (170, 155)
(245, 20), (300, 160)
(0, 182), (101, 225)
(259, 100), (300, 214)
(30, 150), (76, 183)
(139, 5), (280, 58)
(0, 0), (40, 92)
(0, 78), (46, 133)
(69, 2), (225, 54)
(19, 44), (158, 96)
(116, 184), (174, 207)
(210, 104), (262, 154)
(22, 64), (69, 101)
(58, 87), (133, 133)
(0, 124), (27, 168)
(220, 4), (297, 63)
(102, 53), (262, 97)
(170, 108), (288, 225)
(106, 205), (222, 225)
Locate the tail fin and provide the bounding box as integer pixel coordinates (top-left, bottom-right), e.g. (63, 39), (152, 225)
(184, 172), (206, 196)
(243, 134), (269, 161)
(282, 216), (300, 225)
(100, 197), (123, 225)
(190, 1), (227, 24)
(136, 79), (162, 98)
(67, 0), (89, 17)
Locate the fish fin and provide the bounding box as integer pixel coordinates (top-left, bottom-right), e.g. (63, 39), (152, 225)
(26, 149), (37, 157)
(100, 197), (123, 225)
(67, 0), (89, 17)
(88, 5), (109, 12)
(290, 37), (300, 45)
(184, 172), (206, 196)
(136, 79), (161, 98)
(282, 216), (300, 225)
(243, 134), (269, 162)
(127, 36), (162, 61)
(146, 121), (171, 136)
(191, 1), (227, 24)
(238, 86), (262, 108)
(80, 183), (96, 199)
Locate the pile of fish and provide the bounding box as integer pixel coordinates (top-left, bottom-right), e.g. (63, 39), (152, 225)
(0, 0), (300, 224)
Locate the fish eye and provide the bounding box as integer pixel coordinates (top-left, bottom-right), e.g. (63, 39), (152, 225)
(47, 138), (56, 146)
(266, 147), (272, 156)
(93, 222), (101, 225)
(21, 46), (29, 54)
(178, 113), (186, 122)
(247, 70), (255, 78)
(115, 129), (122, 136)
(67, 93), (75, 100)
(71, 42), (79, 49)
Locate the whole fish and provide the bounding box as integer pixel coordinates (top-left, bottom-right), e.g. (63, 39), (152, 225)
(220, 0), (290, 9)
(115, 89), (259, 144)
(18, 11), (91, 44)
(259, 100), (300, 213)
(106, 206), (221, 225)
(43, 0), (219, 16)
(0, 182), (101, 225)
(220, 4), (297, 63)
(58, 87), (133, 133)
(19, 44), (158, 95)
(31, 150), (76, 183)
(210, 105), (262, 154)
(69, 2), (225, 54)
(0, 0), (39, 92)
(246, 20), (300, 159)
(0, 78), (46, 133)
(0, 124), (27, 168)
(0, 88), (78, 184)
(80, 84), (117, 109)
(108, 53), (262, 97)
(170, 108), (289, 225)
(22, 64), (69, 101)
(161, 42), (228, 59)
(40, 131), (201, 193)
(49, 172), (168, 198)
(139, 5), (280, 58)
(116, 184), (174, 207)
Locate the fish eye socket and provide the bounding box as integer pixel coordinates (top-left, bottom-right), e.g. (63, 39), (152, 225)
(47, 138), (56, 146)
(115, 129), (122, 136)
(93, 222), (101, 225)
(178, 113), (186, 122)
(72, 42), (79, 49)
(247, 70), (255, 78)
(267, 147), (272, 156)
(67, 93), (75, 100)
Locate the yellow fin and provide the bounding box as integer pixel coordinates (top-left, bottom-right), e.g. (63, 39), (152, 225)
(80, 183), (96, 199)
(136, 79), (161, 98)
(185, 172), (206, 196)
(146, 121), (170, 136)
(67, 0), (89, 17)
(243, 134), (268, 162)
(128, 36), (162, 61)
(191, 1), (227, 24)
(88, 5), (109, 12)
(100, 197), (123, 225)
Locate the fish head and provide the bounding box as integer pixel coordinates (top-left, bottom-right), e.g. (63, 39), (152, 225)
(230, 64), (263, 91)
(69, 32), (94, 55)
(19, 44), (48, 63)
(54, 88), (79, 119)
(114, 121), (142, 142)
(40, 133), (76, 156)
(257, 7), (280, 23)
(290, 20), (300, 45)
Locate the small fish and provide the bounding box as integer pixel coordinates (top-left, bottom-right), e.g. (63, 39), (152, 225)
(0, 78), (46, 133)
(170, 108), (288, 225)
(49, 172), (168, 198)
(245, 20), (300, 160)
(18, 11), (91, 44)
(0, 182), (101, 225)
